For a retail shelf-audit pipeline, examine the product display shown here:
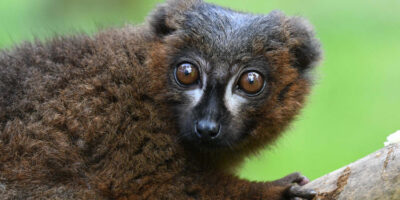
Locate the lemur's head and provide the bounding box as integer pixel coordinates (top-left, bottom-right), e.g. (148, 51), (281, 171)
(148, 0), (321, 153)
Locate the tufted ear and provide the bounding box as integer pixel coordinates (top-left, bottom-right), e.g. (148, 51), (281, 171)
(148, 0), (203, 37)
(266, 11), (322, 73)
(284, 16), (322, 72)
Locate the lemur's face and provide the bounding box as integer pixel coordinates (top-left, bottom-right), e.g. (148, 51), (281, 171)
(168, 50), (271, 149)
(149, 1), (321, 152)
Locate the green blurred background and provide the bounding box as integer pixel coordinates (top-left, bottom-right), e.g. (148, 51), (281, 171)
(1, 0), (399, 181)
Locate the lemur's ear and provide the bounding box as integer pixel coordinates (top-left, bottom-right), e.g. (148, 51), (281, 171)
(286, 17), (322, 72)
(149, 0), (203, 37)
(268, 11), (322, 73)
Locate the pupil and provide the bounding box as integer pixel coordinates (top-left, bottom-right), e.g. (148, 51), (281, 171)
(248, 73), (255, 84)
(183, 65), (192, 76)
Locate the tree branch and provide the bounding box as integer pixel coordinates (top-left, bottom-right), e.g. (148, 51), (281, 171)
(301, 144), (400, 200)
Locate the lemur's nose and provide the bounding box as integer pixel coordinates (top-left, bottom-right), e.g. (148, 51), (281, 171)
(195, 120), (220, 139)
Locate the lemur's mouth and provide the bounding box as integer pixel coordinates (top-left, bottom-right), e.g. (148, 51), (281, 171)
(183, 124), (245, 151)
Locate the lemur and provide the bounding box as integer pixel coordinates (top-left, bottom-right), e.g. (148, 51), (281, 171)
(0, 0), (321, 199)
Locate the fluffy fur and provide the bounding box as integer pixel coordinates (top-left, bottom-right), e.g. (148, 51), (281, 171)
(0, 0), (321, 199)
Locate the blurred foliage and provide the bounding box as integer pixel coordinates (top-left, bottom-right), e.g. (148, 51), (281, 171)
(0, 0), (399, 181)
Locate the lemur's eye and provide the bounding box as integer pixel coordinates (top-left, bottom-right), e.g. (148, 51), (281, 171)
(175, 63), (200, 86)
(238, 71), (264, 95)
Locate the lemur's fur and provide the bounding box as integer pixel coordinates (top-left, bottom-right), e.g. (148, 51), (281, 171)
(0, 0), (321, 199)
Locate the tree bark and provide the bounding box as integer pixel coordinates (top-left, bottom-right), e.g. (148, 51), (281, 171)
(301, 144), (400, 200)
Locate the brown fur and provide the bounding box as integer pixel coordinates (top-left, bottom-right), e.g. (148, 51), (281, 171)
(0, 0), (321, 199)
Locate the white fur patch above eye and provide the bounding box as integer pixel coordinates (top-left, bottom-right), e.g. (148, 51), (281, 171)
(185, 88), (203, 107)
(224, 77), (247, 116)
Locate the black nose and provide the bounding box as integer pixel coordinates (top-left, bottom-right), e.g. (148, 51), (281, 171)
(195, 120), (221, 139)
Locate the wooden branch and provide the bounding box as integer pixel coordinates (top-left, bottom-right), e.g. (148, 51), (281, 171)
(301, 143), (400, 200)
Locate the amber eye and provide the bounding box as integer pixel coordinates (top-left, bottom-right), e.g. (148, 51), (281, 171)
(175, 63), (200, 86)
(238, 71), (264, 95)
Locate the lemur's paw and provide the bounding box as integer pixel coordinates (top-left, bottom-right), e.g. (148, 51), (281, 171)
(274, 172), (310, 186)
(286, 185), (316, 200)
(273, 172), (316, 200)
